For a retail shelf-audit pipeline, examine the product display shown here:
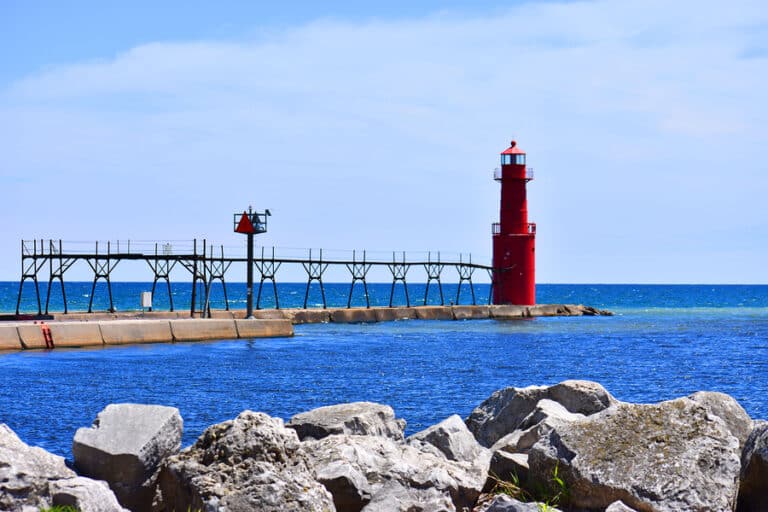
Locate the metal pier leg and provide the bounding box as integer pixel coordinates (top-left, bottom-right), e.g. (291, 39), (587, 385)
(346, 251), (371, 309)
(190, 240), (198, 317)
(60, 278), (68, 314)
(320, 279), (327, 309)
(44, 279), (53, 315)
(45, 280), (53, 314)
(203, 281), (212, 318)
(35, 278), (41, 315)
(47, 277), (69, 315)
(302, 250), (328, 309)
(272, 280), (280, 309)
(167, 279), (174, 311)
(347, 281), (356, 309)
(16, 240), (44, 315)
(455, 262), (476, 306)
(256, 278), (265, 310)
(88, 278), (98, 313)
(254, 248), (280, 310)
(15, 279), (24, 315)
(16, 277), (42, 316)
(221, 278), (230, 311)
(106, 277), (115, 312)
(303, 280), (312, 309)
(387, 254), (410, 308)
(424, 258), (445, 306)
(363, 281), (370, 308)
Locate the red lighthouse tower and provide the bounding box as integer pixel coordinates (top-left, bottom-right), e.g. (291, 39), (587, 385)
(492, 140), (536, 305)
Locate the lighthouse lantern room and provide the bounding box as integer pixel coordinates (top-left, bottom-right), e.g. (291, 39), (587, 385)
(492, 140), (536, 305)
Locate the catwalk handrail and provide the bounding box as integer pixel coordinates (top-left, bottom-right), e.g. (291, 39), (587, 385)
(19, 240), (493, 270)
(17, 239), (504, 315)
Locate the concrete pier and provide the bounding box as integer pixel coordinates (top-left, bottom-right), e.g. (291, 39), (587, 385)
(0, 318), (294, 352)
(0, 304), (610, 352)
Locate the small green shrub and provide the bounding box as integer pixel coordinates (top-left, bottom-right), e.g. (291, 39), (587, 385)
(40, 506), (79, 512)
(488, 463), (569, 511)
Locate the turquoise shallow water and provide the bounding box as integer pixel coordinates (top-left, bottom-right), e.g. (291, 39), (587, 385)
(1, 283), (767, 459)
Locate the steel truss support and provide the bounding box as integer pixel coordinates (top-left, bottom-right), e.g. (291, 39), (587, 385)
(146, 242), (177, 312)
(455, 255), (476, 306)
(179, 239), (208, 317)
(346, 250), (371, 308)
(204, 244), (232, 315)
(423, 251), (445, 306)
(388, 252), (411, 307)
(47, 239), (77, 314)
(302, 249), (329, 309)
(86, 241), (119, 313)
(255, 247), (281, 309)
(16, 240), (45, 315)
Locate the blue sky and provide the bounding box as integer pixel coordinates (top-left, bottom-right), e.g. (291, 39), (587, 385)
(1, 0), (767, 283)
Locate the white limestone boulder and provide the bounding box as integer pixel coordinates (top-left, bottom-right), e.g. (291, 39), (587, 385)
(738, 420), (768, 512)
(304, 432), (486, 512)
(1, 423), (126, 512)
(287, 401), (406, 441)
(466, 380), (616, 448)
(155, 410), (334, 512)
(528, 397), (741, 511)
(73, 403), (182, 511)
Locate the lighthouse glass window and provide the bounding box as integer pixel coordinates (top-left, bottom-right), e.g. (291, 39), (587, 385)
(501, 154), (526, 165)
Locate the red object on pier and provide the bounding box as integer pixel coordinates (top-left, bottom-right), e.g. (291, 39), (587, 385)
(492, 140), (536, 305)
(235, 211), (255, 234)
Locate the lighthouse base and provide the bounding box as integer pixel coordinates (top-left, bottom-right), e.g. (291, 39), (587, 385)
(492, 233), (535, 305)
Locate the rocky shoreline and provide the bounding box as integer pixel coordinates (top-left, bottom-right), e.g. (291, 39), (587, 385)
(1, 380), (766, 511)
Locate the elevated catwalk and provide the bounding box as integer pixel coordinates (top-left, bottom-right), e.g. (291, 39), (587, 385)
(15, 240), (493, 316)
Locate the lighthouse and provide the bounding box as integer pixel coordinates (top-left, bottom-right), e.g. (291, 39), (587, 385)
(492, 140), (536, 305)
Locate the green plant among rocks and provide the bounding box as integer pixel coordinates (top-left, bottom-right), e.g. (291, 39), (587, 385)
(487, 463), (570, 511)
(40, 506), (79, 512)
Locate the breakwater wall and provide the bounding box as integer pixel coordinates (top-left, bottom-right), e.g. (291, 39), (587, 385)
(0, 304), (610, 352)
(0, 318), (293, 351)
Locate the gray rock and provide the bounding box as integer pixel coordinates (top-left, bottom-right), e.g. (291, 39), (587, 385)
(155, 410), (334, 512)
(466, 380), (616, 447)
(688, 390), (753, 448)
(547, 381), (616, 416)
(73, 403), (182, 512)
(490, 399), (585, 456)
(487, 452), (529, 491)
(478, 495), (560, 512)
(605, 500), (638, 512)
(304, 432), (485, 512)
(316, 461), (372, 511)
(0, 423), (126, 512)
(528, 397), (741, 512)
(50, 477), (128, 512)
(287, 401), (406, 441)
(408, 414), (491, 464)
(361, 481), (454, 512)
(738, 420), (768, 512)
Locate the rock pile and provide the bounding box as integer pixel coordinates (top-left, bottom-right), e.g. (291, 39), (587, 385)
(2, 380), (767, 511)
(0, 424), (126, 511)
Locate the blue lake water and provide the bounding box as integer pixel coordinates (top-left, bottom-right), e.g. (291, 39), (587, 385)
(1, 282), (767, 459)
